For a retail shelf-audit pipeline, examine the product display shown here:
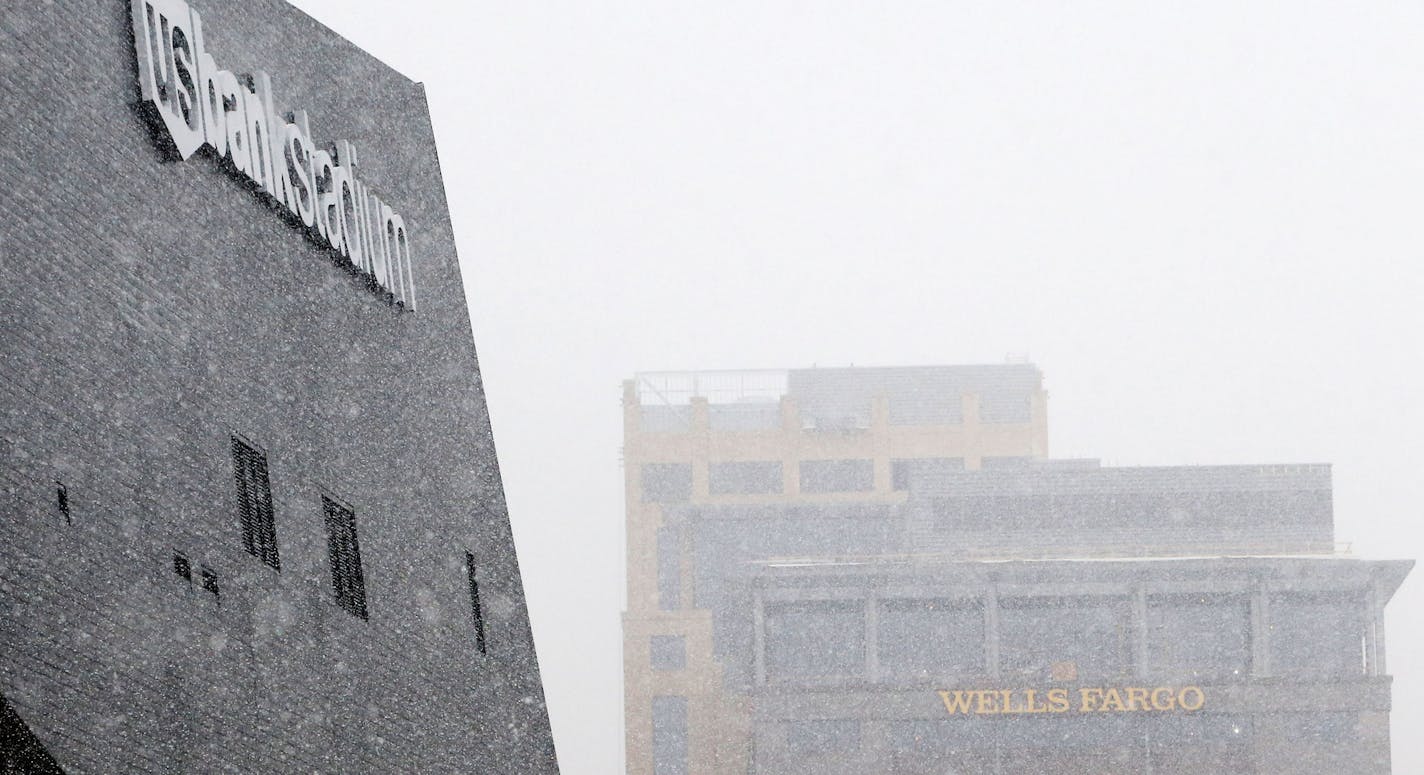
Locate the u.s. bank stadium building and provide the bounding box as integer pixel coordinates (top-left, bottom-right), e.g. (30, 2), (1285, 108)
(622, 366), (1412, 775)
(1, 1), (558, 772)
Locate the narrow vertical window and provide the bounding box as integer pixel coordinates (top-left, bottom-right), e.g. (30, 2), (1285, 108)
(650, 635), (686, 670)
(231, 436), (280, 570)
(323, 496), (368, 620)
(656, 526), (681, 612)
(173, 554), (192, 582)
(651, 695), (688, 775)
(55, 482), (70, 524)
(464, 551), (487, 654)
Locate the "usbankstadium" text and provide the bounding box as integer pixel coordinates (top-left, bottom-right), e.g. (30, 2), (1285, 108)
(131, 0), (416, 309)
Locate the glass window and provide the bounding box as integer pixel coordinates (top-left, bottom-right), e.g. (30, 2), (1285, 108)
(799, 459), (873, 493)
(878, 598), (984, 680)
(641, 463), (692, 503)
(650, 635), (686, 670)
(980, 456), (1033, 470)
(640, 405), (692, 433)
(999, 596), (1131, 680)
(1270, 592), (1365, 677)
(231, 436), (279, 570)
(891, 458), (964, 491)
(765, 600), (864, 680)
(1147, 593), (1250, 679)
(464, 551), (487, 653)
(322, 496), (368, 620)
(651, 695), (688, 775)
(708, 403), (781, 431)
(656, 527), (680, 611)
(708, 461), (783, 495)
(786, 720), (861, 754)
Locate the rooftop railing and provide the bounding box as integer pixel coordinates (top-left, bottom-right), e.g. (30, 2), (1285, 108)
(636, 370), (788, 406)
(755, 541), (1354, 568)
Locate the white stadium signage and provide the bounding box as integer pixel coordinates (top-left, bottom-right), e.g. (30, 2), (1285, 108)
(131, 0), (417, 309)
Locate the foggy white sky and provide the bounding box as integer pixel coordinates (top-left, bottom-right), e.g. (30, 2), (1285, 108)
(288, 1), (1424, 771)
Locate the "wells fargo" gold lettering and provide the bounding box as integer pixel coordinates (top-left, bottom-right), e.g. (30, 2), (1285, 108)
(937, 686), (1204, 716)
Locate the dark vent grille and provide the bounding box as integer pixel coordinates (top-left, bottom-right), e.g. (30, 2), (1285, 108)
(464, 551), (487, 654)
(323, 497), (368, 620)
(231, 436), (280, 570)
(173, 554), (191, 582)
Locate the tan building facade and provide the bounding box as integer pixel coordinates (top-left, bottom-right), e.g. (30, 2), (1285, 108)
(622, 366), (1049, 774)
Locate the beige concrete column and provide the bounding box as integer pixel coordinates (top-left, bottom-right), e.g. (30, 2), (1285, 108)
(962, 393), (982, 469)
(1030, 387), (1049, 458)
(782, 397), (801, 496)
(690, 397), (709, 499)
(870, 396), (891, 493)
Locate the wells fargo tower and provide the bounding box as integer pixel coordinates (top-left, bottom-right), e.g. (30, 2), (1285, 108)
(621, 365), (1410, 774)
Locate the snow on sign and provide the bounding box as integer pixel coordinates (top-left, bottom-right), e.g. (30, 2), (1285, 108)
(937, 686), (1207, 716)
(130, 0), (417, 310)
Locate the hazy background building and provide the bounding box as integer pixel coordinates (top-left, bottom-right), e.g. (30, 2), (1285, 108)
(624, 363), (1048, 772)
(0, 1), (557, 771)
(623, 365), (1410, 774)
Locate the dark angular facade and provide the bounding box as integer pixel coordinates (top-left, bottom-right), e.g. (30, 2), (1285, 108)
(678, 465), (1409, 774)
(0, 1), (558, 771)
